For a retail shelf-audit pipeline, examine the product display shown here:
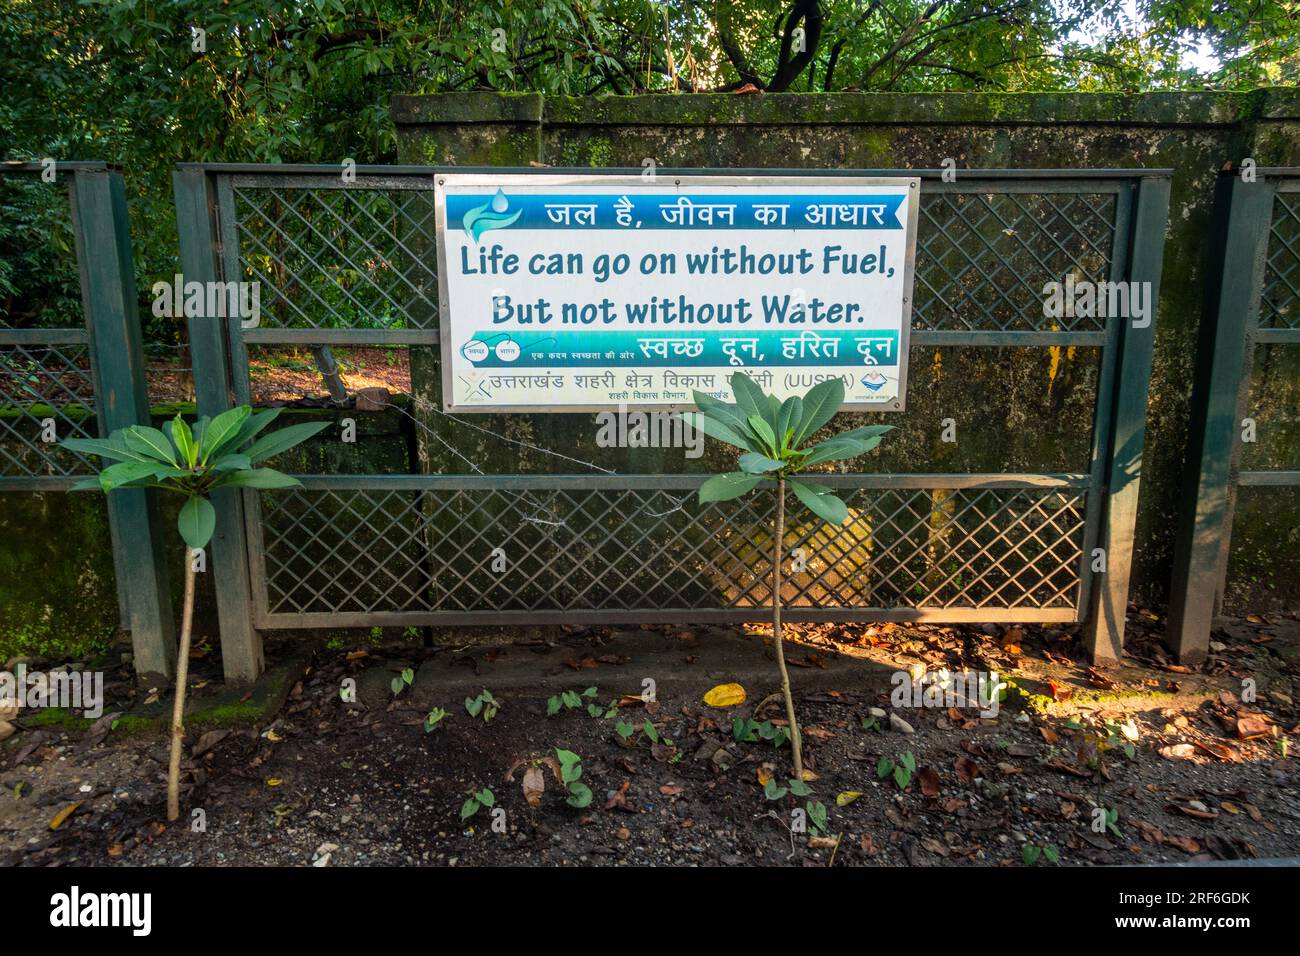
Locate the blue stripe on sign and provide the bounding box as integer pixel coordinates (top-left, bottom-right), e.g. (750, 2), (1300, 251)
(445, 193), (906, 231)
(461, 329), (901, 368)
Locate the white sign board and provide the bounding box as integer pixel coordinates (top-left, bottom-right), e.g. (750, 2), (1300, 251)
(435, 174), (919, 412)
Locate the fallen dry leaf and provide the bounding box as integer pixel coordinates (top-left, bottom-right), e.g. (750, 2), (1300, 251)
(542, 755), (564, 782)
(1047, 680), (1074, 702)
(523, 766), (545, 808)
(703, 683), (746, 707)
(1169, 801), (1219, 820)
(836, 791), (863, 807)
(1046, 759), (1093, 778)
(605, 780), (631, 811)
(921, 837), (950, 857)
(918, 766), (941, 797)
(1193, 740), (1239, 762)
(954, 755), (980, 784)
(1236, 715), (1271, 740)
(49, 802), (81, 830)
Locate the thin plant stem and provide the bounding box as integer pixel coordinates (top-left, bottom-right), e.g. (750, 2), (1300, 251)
(773, 476), (804, 779)
(167, 551), (198, 822)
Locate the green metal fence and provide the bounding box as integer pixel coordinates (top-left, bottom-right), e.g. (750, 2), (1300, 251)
(0, 162), (174, 675)
(1169, 168), (1300, 660)
(174, 164), (1171, 681)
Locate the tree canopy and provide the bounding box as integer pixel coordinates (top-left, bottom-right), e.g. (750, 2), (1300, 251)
(1, 0), (1296, 337)
(4, 1), (1295, 169)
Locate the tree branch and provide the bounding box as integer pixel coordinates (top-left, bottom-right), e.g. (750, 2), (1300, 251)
(768, 0), (823, 92)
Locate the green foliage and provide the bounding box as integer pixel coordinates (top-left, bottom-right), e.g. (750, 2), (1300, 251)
(390, 668), (414, 697)
(0, 174), (81, 329)
(690, 372), (893, 522)
(63, 408), (328, 550)
(1101, 720), (1138, 760)
(763, 776), (812, 801)
(554, 748), (593, 808)
(805, 800), (829, 836)
(614, 718), (669, 748)
(877, 751), (917, 790)
(1, 0), (1243, 361)
(1102, 806), (1122, 838)
(460, 787), (495, 822)
(464, 688), (500, 722)
(732, 717), (790, 748)
(1022, 842), (1060, 865)
(423, 707), (448, 732)
(546, 686), (597, 716)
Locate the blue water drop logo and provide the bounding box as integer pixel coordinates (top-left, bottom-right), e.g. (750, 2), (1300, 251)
(462, 189), (521, 242)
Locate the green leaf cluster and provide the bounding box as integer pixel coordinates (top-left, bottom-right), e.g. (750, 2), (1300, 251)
(63, 407), (329, 551)
(464, 689), (500, 722)
(460, 787), (495, 822)
(546, 686), (598, 716)
(555, 748), (592, 808)
(877, 751), (917, 790)
(689, 372), (892, 524)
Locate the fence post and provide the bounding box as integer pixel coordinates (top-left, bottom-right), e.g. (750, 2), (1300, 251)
(70, 168), (177, 679)
(1083, 174), (1171, 662)
(172, 166), (263, 683)
(1166, 173), (1273, 662)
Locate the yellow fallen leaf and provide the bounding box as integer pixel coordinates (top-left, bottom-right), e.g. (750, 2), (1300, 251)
(703, 683), (746, 707)
(50, 802), (81, 830)
(265, 729), (283, 743)
(266, 778), (284, 787)
(756, 766), (774, 787)
(836, 791), (863, 807)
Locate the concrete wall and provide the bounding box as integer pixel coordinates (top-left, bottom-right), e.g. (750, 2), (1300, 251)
(393, 89), (1300, 614)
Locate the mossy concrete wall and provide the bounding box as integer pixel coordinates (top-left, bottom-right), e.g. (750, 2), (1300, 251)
(0, 404), (412, 662)
(393, 90), (1300, 613)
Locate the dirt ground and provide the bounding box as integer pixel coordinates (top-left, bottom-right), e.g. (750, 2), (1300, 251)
(2, 610), (1298, 868)
(145, 345), (412, 404)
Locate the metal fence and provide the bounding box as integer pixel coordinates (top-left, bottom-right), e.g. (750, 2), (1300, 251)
(0, 162), (174, 675)
(1170, 168), (1300, 660)
(174, 164), (1171, 681)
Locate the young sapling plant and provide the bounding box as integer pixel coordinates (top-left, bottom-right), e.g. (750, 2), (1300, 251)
(63, 406), (328, 822)
(688, 372), (892, 780)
